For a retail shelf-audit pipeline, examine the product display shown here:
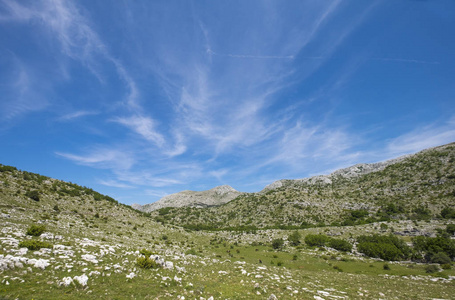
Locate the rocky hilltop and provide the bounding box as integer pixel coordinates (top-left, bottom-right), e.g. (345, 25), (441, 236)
(261, 153), (411, 192)
(135, 185), (243, 212)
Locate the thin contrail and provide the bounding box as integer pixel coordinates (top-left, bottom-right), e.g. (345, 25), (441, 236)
(371, 57), (440, 64)
(207, 49), (294, 59)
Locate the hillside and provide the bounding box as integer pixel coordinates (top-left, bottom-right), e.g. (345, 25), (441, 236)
(1, 145), (455, 299)
(150, 143), (455, 230)
(135, 185), (243, 212)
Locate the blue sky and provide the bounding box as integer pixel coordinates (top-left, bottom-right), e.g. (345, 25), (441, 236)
(1, 0), (455, 205)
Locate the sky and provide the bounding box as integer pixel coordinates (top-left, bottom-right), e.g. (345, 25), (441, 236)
(1, 0), (455, 205)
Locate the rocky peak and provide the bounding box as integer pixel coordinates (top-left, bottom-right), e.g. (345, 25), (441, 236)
(135, 185), (243, 212)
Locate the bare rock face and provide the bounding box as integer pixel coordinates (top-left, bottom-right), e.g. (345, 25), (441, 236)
(134, 185), (242, 212)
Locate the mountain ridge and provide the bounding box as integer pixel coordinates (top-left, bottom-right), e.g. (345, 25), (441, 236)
(134, 184), (243, 212)
(261, 152), (413, 192)
(148, 142), (455, 230)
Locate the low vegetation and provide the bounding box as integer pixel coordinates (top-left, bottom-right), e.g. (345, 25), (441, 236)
(0, 143), (455, 299)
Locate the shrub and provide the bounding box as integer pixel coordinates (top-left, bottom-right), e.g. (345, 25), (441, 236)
(136, 256), (158, 269)
(411, 206), (431, 220)
(383, 263), (390, 270)
(425, 265), (439, 273)
(446, 224), (455, 235)
(357, 234), (411, 261)
(351, 209), (369, 219)
(271, 238), (284, 249)
(333, 265), (343, 272)
(288, 231), (301, 246)
(19, 240), (52, 251)
(430, 252), (452, 265)
(413, 236), (455, 261)
(26, 225), (46, 236)
(0, 165), (17, 172)
(358, 242), (403, 261)
(185, 248), (199, 256)
(380, 223), (388, 231)
(441, 207), (455, 219)
(25, 190), (40, 201)
(139, 248), (154, 257)
(305, 234), (329, 247)
(328, 238), (353, 252)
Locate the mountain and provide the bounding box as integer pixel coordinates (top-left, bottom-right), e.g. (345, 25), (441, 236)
(1, 145), (455, 299)
(149, 142), (455, 230)
(134, 185), (243, 212)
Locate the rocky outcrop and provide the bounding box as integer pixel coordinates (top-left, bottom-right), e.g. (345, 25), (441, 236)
(261, 154), (411, 192)
(134, 185), (243, 212)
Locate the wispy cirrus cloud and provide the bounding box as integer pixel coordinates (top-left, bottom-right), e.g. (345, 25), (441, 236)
(97, 179), (134, 189)
(57, 110), (99, 121)
(386, 117), (455, 157)
(0, 0), (143, 118)
(55, 148), (135, 171)
(113, 115), (165, 147)
(0, 52), (50, 121)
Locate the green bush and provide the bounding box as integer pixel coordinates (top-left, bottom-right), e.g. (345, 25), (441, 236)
(0, 165), (17, 172)
(136, 256), (159, 269)
(413, 235), (455, 261)
(358, 242), (403, 261)
(288, 231), (301, 246)
(430, 252), (452, 265)
(185, 248), (200, 256)
(271, 238), (284, 249)
(19, 240), (52, 250)
(305, 234), (329, 247)
(25, 190), (40, 201)
(328, 238), (353, 252)
(139, 248), (154, 257)
(351, 209), (369, 219)
(383, 263), (390, 270)
(357, 234), (411, 261)
(333, 265), (343, 272)
(441, 207), (455, 219)
(425, 265), (439, 273)
(26, 225), (46, 236)
(446, 224), (455, 235)
(411, 206), (432, 220)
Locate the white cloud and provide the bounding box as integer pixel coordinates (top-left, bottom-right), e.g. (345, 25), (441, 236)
(0, 53), (50, 121)
(97, 179), (134, 189)
(57, 110), (99, 121)
(55, 148), (135, 171)
(386, 119), (455, 156)
(114, 115), (165, 147)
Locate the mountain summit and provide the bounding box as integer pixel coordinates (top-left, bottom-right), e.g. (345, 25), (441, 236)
(134, 185), (242, 212)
